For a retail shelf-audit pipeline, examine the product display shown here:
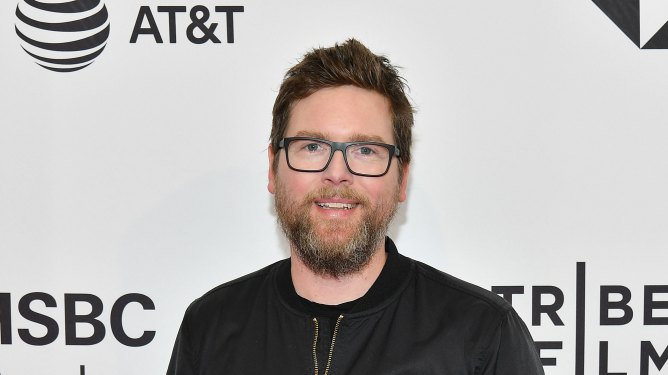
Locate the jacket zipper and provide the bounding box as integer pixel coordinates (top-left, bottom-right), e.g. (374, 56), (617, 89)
(312, 318), (319, 375)
(312, 314), (344, 375)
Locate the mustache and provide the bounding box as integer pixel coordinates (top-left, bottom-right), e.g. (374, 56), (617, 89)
(304, 186), (370, 206)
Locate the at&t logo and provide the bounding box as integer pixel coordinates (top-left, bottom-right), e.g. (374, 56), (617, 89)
(14, 0), (110, 72)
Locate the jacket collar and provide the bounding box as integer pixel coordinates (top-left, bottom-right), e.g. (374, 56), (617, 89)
(275, 237), (413, 317)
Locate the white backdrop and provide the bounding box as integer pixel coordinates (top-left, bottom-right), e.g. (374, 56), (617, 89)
(1, 1), (667, 374)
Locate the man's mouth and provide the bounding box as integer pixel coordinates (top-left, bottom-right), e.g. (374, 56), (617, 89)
(315, 202), (358, 210)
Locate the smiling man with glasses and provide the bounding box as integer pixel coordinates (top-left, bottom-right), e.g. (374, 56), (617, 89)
(168, 39), (544, 375)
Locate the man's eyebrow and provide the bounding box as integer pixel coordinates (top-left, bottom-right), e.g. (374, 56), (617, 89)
(292, 131), (387, 143)
(294, 130), (327, 139)
(347, 133), (386, 143)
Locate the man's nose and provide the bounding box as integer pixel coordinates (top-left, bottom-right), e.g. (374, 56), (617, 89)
(322, 150), (353, 185)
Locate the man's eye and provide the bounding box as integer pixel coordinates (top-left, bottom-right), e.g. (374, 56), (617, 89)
(306, 143), (321, 152)
(359, 146), (374, 155)
(352, 145), (378, 156)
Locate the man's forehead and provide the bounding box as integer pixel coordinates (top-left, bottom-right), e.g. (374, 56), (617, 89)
(282, 85), (395, 144)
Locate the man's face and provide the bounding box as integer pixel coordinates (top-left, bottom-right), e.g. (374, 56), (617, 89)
(268, 85), (409, 277)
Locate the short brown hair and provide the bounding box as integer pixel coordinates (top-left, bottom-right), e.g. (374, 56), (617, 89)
(270, 39), (414, 176)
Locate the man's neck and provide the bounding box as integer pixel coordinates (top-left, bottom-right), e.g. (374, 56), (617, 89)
(290, 243), (388, 305)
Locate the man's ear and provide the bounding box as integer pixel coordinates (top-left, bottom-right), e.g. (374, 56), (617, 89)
(398, 163), (410, 202)
(268, 145), (276, 194)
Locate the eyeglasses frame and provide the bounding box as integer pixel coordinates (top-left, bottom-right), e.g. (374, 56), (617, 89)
(278, 136), (401, 177)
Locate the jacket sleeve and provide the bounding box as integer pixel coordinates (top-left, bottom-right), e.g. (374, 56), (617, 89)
(167, 312), (197, 375)
(479, 308), (545, 375)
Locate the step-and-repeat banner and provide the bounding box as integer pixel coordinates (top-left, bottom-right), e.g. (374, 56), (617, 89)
(1, 1), (667, 374)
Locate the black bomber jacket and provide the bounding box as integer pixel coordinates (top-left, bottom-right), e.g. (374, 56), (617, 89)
(167, 238), (545, 374)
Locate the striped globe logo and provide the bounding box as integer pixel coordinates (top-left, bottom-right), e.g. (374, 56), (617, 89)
(15, 0), (110, 72)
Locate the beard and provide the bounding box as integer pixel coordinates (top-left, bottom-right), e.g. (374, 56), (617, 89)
(274, 182), (399, 278)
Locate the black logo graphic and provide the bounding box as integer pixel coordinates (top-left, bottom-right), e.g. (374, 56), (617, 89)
(15, 0), (110, 72)
(593, 0), (668, 49)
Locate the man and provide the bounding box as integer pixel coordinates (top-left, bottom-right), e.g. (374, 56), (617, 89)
(167, 39), (544, 374)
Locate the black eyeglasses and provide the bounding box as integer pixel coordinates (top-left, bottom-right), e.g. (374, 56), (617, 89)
(278, 137), (401, 177)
